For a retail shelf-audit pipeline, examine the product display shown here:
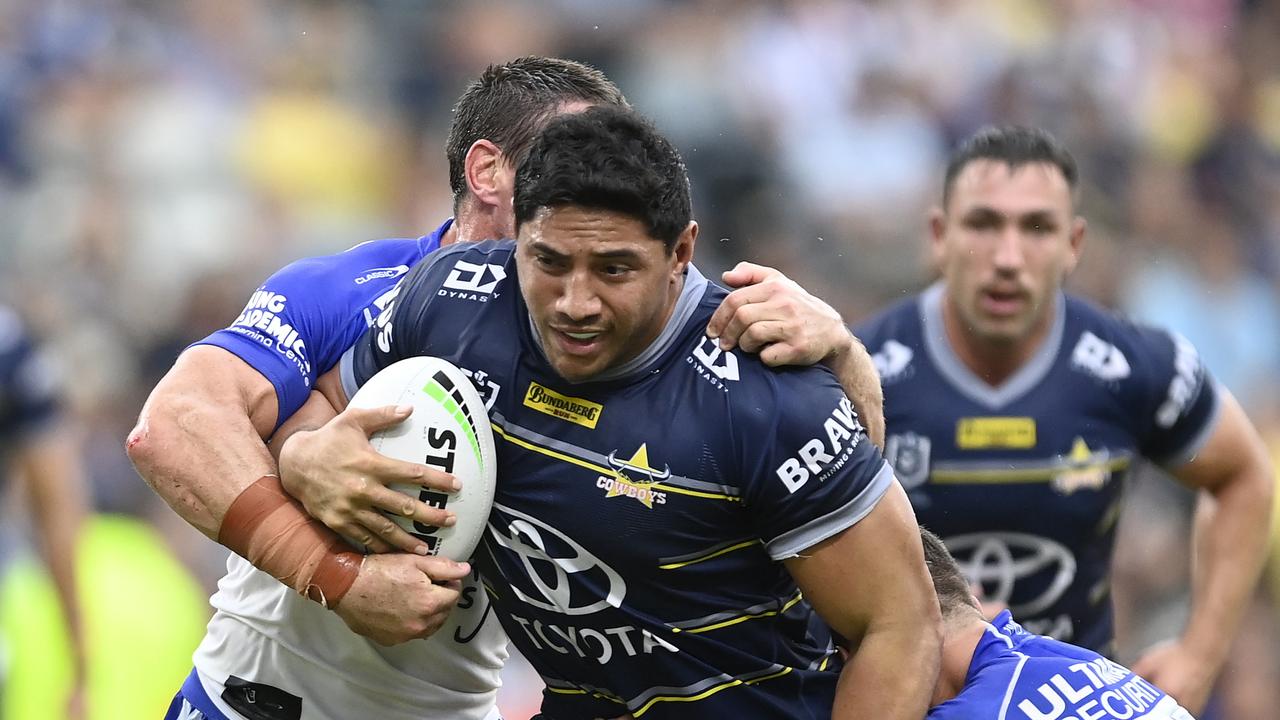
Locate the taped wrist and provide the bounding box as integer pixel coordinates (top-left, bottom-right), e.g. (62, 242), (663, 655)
(218, 475), (362, 608)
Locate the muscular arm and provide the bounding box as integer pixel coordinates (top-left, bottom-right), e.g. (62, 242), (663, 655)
(784, 482), (941, 719)
(1133, 389), (1275, 712)
(126, 345), (279, 538)
(706, 262), (885, 447)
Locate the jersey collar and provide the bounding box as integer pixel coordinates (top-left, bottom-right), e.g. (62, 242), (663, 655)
(919, 282), (1066, 409)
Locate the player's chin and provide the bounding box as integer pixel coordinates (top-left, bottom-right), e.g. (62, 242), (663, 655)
(548, 352), (609, 383)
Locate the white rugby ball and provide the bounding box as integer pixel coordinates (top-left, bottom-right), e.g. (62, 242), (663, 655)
(347, 356), (497, 561)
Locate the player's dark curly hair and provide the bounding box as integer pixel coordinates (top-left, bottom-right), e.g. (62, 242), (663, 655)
(919, 527), (982, 620)
(942, 125), (1079, 207)
(513, 106), (691, 251)
(446, 56), (628, 209)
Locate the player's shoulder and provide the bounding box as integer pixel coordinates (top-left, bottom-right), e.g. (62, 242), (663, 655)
(854, 290), (926, 386)
(282, 236), (433, 287)
(404, 239), (516, 301)
(684, 285), (852, 448)
(854, 291), (923, 344)
(1061, 293), (1193, 381)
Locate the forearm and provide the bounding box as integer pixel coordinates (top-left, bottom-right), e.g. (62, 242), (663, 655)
(835, 621), (939, 719)
(825, 332), (885, 449)
(127, 347), (278, 538)
(1184, 469), (1274, 668)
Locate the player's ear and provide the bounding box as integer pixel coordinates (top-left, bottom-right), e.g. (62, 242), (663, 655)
(1064, 216), (1087, 275)
(464, 140), (511, 210)
(670, 221), (697, 280)
(927, 206), (947, 268)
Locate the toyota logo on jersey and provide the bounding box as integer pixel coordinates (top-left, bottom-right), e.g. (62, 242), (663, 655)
(487, 502), (626, 616)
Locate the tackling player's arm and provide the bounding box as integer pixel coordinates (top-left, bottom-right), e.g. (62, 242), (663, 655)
(127, 345), (279, 538)
(706, 262), (885, 447)
(1133, 387), (1274, 714)
(126, 247), (455, 551)
(785, 483), (941, 720)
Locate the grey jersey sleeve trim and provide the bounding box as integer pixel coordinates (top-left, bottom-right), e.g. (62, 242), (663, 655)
(339, 344), (359, 404)
(765, 460), (896, 560)
(1155, 380), (1223, 469)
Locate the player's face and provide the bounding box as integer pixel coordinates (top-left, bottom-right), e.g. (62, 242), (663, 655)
(517, 206), (696, 382)
(931, 160), (1085, 347)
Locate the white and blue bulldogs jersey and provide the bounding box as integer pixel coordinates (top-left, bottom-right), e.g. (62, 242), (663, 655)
(857, 284), (1220, 653)
(929, 611), (1195, 720)
(189, 220), (508, 720)
(345, 240), (896, 720)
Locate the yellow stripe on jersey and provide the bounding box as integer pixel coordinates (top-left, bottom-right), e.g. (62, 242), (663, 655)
(930, 457), (1130, 484)
(658, 539), (760, 570)
(631, 667), (795, 718)
(491, 423), (741, 502)
(674, 591), (805, 634)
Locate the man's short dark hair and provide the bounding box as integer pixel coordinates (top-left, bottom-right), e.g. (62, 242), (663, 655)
(920, 527), (981, 620)
(942, 125), (1078, 207)
(514, 106), (691, 251)
(446, 56), (628, 208)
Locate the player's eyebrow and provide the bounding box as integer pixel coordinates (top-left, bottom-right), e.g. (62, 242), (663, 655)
(1017, 210), (1058, 227)
(590, 248), (643, 261)
(528, 240), (569, 259)
(528, 240), (643, 262)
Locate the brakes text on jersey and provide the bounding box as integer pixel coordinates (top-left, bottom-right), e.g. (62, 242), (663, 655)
(523, 382), (603, 429)
(1156, 333), (1202, 429)
(775, 396), (864, 493)
(231, 290), (311, 377)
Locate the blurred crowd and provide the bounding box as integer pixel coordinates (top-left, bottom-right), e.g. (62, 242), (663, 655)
(0, 1), (1277, 718)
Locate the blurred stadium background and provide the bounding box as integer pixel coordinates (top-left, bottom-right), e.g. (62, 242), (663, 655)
(0, 0), (1277, 718)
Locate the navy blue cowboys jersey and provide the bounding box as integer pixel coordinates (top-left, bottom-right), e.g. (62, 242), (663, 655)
(344, 241), (894, 720)
(0, 304), (62, 462)
(856, 284), (1219, 652)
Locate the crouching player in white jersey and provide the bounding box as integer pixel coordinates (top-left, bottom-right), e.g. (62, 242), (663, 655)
(127, 58), (886, 720)
(923, 528), (1196, 720)
(283, 106), (939, 719)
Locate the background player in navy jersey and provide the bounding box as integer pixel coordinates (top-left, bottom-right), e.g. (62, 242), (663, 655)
(855, 125), (1274, 714)
(0, 304), (89, 719)
(129, 57), (885, 720)
(283, 106), (939, 719)
(921, 527), (1197, 720)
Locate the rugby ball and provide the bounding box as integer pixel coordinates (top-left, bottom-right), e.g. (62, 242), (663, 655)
(346, 356), (497, 561)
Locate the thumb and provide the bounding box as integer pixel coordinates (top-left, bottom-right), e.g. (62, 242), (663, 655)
(721, 261), (780, 289)
(414, 556), (472, 582)
(346, 404), (413, 435)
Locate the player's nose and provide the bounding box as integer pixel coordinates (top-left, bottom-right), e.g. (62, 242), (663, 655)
(992, 230), (1025, 273)
(555, 272), (603, 321)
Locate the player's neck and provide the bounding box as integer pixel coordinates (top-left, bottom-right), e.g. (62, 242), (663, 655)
(452, 200), (512, 246)
(941, 296), (1055, 387)
(932, 616), (986, 706)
